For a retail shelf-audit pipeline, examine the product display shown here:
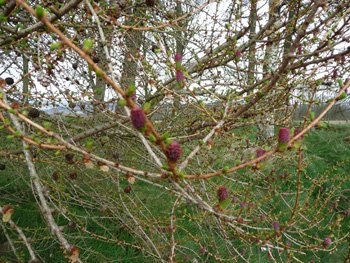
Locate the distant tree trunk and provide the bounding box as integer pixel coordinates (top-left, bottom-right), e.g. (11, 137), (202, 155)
(247, 0), (257, 89)
(93, 41), (108, 103)
(84, 8), (114, 109)
(120, 9), (143, 97)
(172, 0), (186, 114)
(257, 0), (280, 141)
(22, 55), (29, 105)
(281, 1), (298, 122)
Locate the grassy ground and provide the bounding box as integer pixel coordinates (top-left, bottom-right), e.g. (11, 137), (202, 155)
(1, 124), (350, 262)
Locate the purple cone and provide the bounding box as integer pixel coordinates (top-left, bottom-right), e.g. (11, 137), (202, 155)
(174, 53), (182, 62)
(217, 186), (228, 202)
(130, 92), (137, 100)
(294, 127), (304, 139)
(323, 237), (332, 247)
(166, 141), (182, 162)
(278, 128), (290, 144)
(256, 148), (266, 158)
(294, 127), (301, 136)
(232, 195), (238, 203)
(130, 107), (146, 129)
(297, 45), (303, 55)
(272, 221), (280, 231)
(176, 70), (185, 82)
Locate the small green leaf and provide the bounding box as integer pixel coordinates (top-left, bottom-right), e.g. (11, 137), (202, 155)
(0, 15), (6, 22)
(315, 79), (322, 86)
(35, 5), (45, 19)
(95, 69), (103, 77)
(293, 140), (302, 150)
(50, 42), (61, 51)
(175, 61), (182, 70)
(178, 171), (185, 179)
(338, 79), (343, 86)
(85, 139), (94, 150)
(278, 142), (288, 152)
(161, 132), (170, 140)
(222, 166), (229, 174)
(126, 85), (136, 96)
(142, 102), (151, 113)
(257, 91), (264, 98)
(83, 38), (94, 53)
(43, 121), (52, 129)
(219, 199), (231, 209)
(149, 134), (156, 143)
(118, 99), (127, 107)
(338, 92), (347, 100)
(176, 82), (184, 89)
(316, 121), (328, 129)
(309, 111), (315, 121)
(165, 138), (172, 145)
(95, 87), (103, 95)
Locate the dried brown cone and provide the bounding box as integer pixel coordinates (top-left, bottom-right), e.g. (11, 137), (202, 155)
(28, 108), (40, 119)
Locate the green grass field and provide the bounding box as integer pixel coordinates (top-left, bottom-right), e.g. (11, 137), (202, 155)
(1, 124), (350, 262)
